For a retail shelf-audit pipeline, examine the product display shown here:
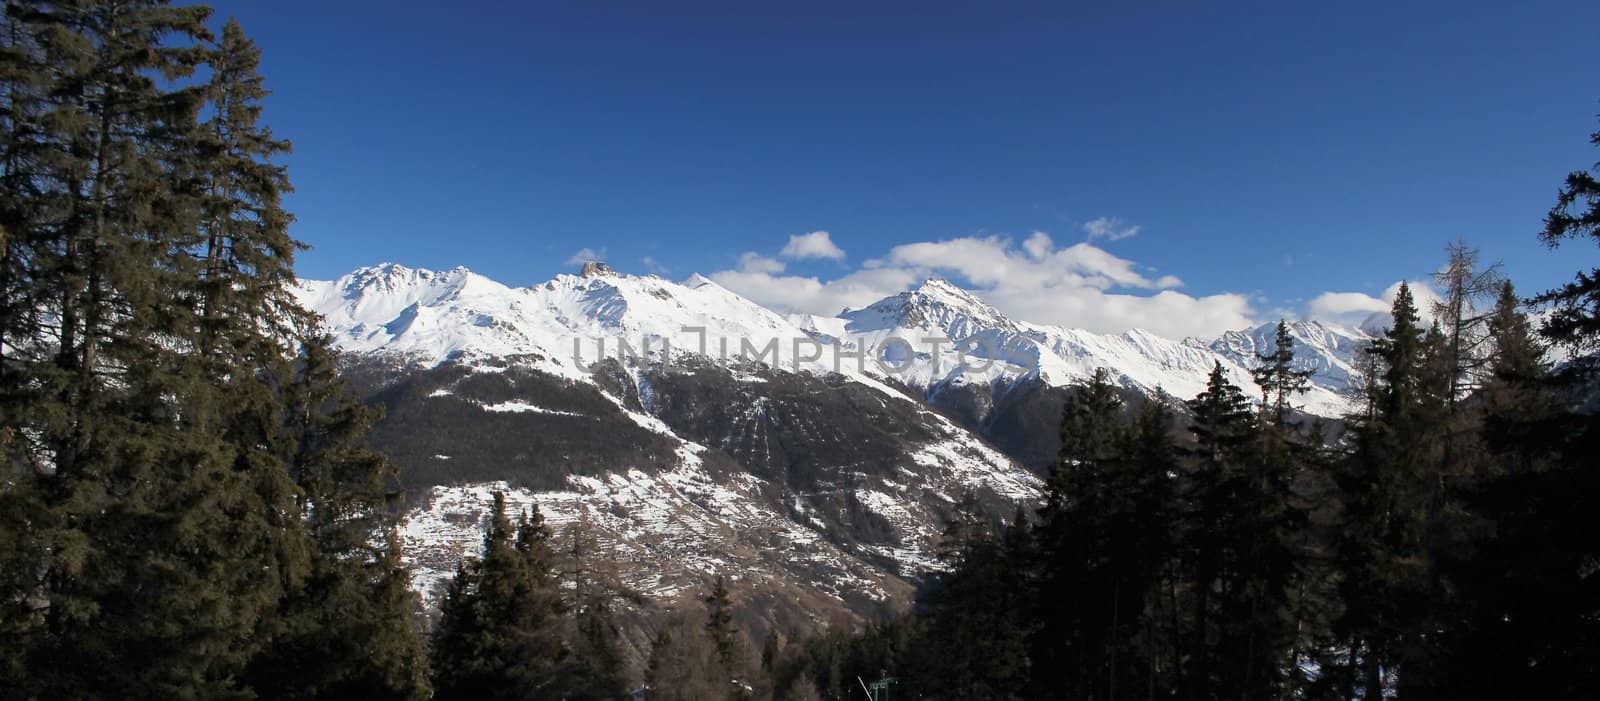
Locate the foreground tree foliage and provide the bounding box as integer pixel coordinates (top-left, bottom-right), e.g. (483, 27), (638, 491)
(0, 3), (429, 698)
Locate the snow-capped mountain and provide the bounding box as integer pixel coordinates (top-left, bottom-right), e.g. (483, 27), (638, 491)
(296, 261), (888, 388)
(1207, 319), (1370, 400)
(294, 263), (1361, 417)
(295, 262), (1043, 645)
(294, 262), (1368, 648)
(799, 276), (1356, 416)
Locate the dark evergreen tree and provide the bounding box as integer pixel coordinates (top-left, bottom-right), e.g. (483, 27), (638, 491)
(430, 492), (569, 700)
(1031, 367), (1127, 698)
(1252, 320), (1313, 422)
(1282, 418), (1344, 699)
(242, 333), (431, 700)
(1029, 368), (1183, 699)
(1426, 118), (1600, 696)
(1119, 399), (1182, 699)
(705, 575), (739, 672)
(1181, 362), (1263, 699)
(1535, 115), (1600, 355)
(1478, 282), (1559, 466)
(191, 17), (426, 697)
(1332, 283), (1447, 699)
(919, 495), (1034, 699)
(0, 3), (305, 696)
(1250, 318), (1326, 693)
(0, 6), (431, 699)
(760, 628), (779, 677)
(565, 595), (628, 701)
(1426, 279), (1571, 698)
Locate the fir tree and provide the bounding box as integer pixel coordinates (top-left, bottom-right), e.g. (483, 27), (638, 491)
(1333, 283), (1446, 699)
(1535, 115), (1600, 355)
(1478, 282), (1558, 467)
(1032, 367), (1127, 698)
(0, 7), (432, 698)
(1181, 362), (1260, 699)
(243, 333), (431, 700)
(1118, 399), (1182, 699)
(430, 492), (570, 700)
(566, 595), (628, 701)
(760, 628), (779, 675)
(0, 3), (306, 696)
(1252, 320), (1313, 423)
(921, 495), (1033, 699)
(1428, 278), (1569, 697)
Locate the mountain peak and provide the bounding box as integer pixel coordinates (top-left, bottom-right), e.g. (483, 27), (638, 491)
(351, 260), (417, 279)
(907, 277), (1010, 325)
(839, 276), (1015, 336)
(914, 275), (962, 294)
(341, 262), (442, 293)
(910, 276), (988, 307)
(341, 262), (485, 289)
(579, 261), (615, 277)
(683, 273), (716, 289)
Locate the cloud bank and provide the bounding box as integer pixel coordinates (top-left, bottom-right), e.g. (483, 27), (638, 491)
(705, 230), (1441, 340)
(711, 232), (1256, 339)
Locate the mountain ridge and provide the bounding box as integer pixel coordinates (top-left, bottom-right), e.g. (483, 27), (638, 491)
(295, 261), (1372, 646)
(295, 261), (1369, 413)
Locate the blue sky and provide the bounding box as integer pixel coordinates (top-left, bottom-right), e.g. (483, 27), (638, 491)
(211, 0), (1597, 336)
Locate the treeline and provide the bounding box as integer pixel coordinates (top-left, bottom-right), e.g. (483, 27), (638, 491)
(772, 258), (1600, 695)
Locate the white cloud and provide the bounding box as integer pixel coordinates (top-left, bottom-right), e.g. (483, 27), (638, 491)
(882, 235), (1174, 291)
(710, 229), (1451, 341)
(1306, 280), (1440, 329)
(779, 231), (846, 260)
(1023, 231), (1053, 260)
(986, 286), (1255, 340)
(709, 266), (917, 317)
(735, 252), (786, 274)
(1083, 216), (1140, 242)
(710, 232), (1254, 338)
(565, 247), (607, 266)
(1306, 291), (1391, 325)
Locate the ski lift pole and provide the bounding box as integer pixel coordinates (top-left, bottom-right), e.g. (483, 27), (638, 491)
(858, 676), (875, 700)
(860, 670), (897, 700)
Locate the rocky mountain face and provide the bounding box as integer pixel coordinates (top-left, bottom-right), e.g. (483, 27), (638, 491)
(1206, 319), (1370, 400)
(295, 262), (1367, 649)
